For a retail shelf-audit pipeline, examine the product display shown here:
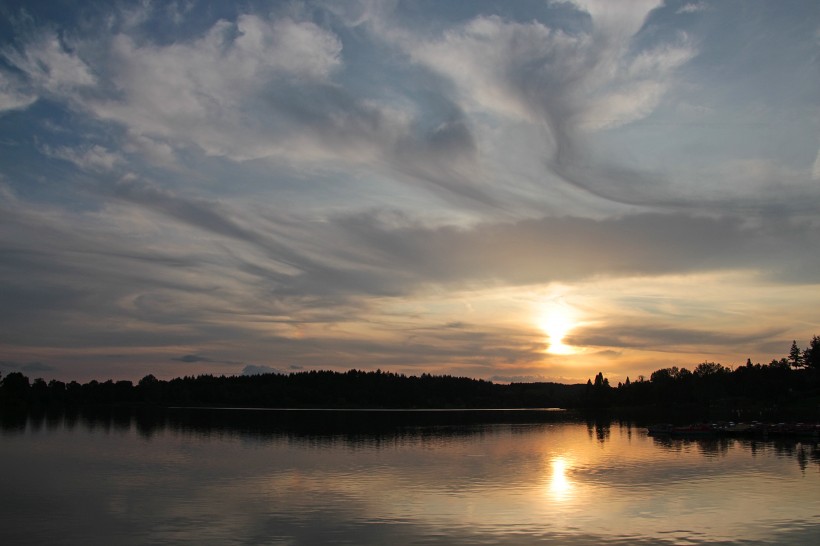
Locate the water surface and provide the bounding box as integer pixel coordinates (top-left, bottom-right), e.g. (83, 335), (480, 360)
(1, 408), (818, 545)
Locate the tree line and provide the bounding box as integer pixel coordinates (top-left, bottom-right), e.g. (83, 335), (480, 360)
(582, 336), (820, 417)
(1, 336), (818, 417)
(0, 369), (585, 409)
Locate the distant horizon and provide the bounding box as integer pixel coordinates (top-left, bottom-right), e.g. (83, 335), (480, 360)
(1, 346), (808, 386)
(1, 0), (819, 385)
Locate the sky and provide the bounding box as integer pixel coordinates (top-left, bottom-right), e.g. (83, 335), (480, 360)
(0, 0), (818, 384)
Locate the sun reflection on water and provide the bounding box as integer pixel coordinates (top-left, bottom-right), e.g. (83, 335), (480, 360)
(548, 456), (573, 501)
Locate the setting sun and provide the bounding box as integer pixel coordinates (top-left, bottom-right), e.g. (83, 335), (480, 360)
(539, 303), (577, 355)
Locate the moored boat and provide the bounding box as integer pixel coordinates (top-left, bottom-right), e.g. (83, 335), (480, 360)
(646, 423), (716, 436)
(646, 421), (820, 439)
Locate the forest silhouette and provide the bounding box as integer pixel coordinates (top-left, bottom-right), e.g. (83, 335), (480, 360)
(2, 336), (819, 420)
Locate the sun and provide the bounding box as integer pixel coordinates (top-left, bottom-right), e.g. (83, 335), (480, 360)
(538, 303), (577, 355)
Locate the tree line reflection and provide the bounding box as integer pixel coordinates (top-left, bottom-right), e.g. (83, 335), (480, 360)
(0, 405), (573, 443)
(3, 406), (818, 472)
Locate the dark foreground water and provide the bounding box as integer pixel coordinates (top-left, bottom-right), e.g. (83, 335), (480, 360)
(1, 408), (819, 545)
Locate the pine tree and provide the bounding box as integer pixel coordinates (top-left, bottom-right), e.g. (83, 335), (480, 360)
(789, 340), (804, 368)
(803, 335), (820, 370)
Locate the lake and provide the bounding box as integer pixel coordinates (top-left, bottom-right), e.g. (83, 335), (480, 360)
(1, 408), (818, 545)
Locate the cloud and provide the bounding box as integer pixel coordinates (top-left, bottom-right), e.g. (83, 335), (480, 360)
(242, 364), (281, 376)
(572, 0), (661, 35)
(173, 354), (210, 363)
(42, 144), (122, 172)
(301, 210), (820, 290)
(109, 180), (265, 247)
(0, 193), (239, 348)
(399, 6), (695, 205)
(3, 172), (819, 349)
(1, 1), (818, 382)
(676, 2), (707, 15)
(0, 361), (55, 373)
(0, 72), (37, 113)
(21, 362), (56, 373)
(0, 9), (495, 208)
(123, 133), (177, 167)
(3, 14), (352, 161)
(2, 31), (96, 97)
(4, 181), (817, 363)
(173, 354), (246, 367)
(572, 324), (785, 353)
(87, 16), (343, 160)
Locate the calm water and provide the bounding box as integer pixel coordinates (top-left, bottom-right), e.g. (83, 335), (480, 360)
(1, 408), (818, 545)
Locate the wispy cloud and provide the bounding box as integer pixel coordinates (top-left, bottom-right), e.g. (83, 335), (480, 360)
(0, 361), (56, 373)
(41, 144), (123, 172)
(0, 0), (818, 382)
(2, 31), (96, 96)
(0, 71), (36, 113)
(676, 3), (708, 15)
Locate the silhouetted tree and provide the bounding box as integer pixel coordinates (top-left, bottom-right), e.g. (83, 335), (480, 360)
(694, 362), (727, 377)
(48, 380), (66, 404)
(584, 372), (612, 407)
(0, 372), (31, 405)
(31, 378), (49, 404)
(789, 340), (805, 368)
(803, 335), (820, 370)
(137, 374), (163, 403)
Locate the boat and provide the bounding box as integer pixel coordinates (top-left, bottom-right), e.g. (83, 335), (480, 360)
(646, 424), (673, 436)
(646, 422), (820, 440)
(667, 423), (717, 436)
(645, 423), (716, 436)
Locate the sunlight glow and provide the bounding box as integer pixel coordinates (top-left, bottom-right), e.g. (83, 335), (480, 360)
(538, 303), (577, 354)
